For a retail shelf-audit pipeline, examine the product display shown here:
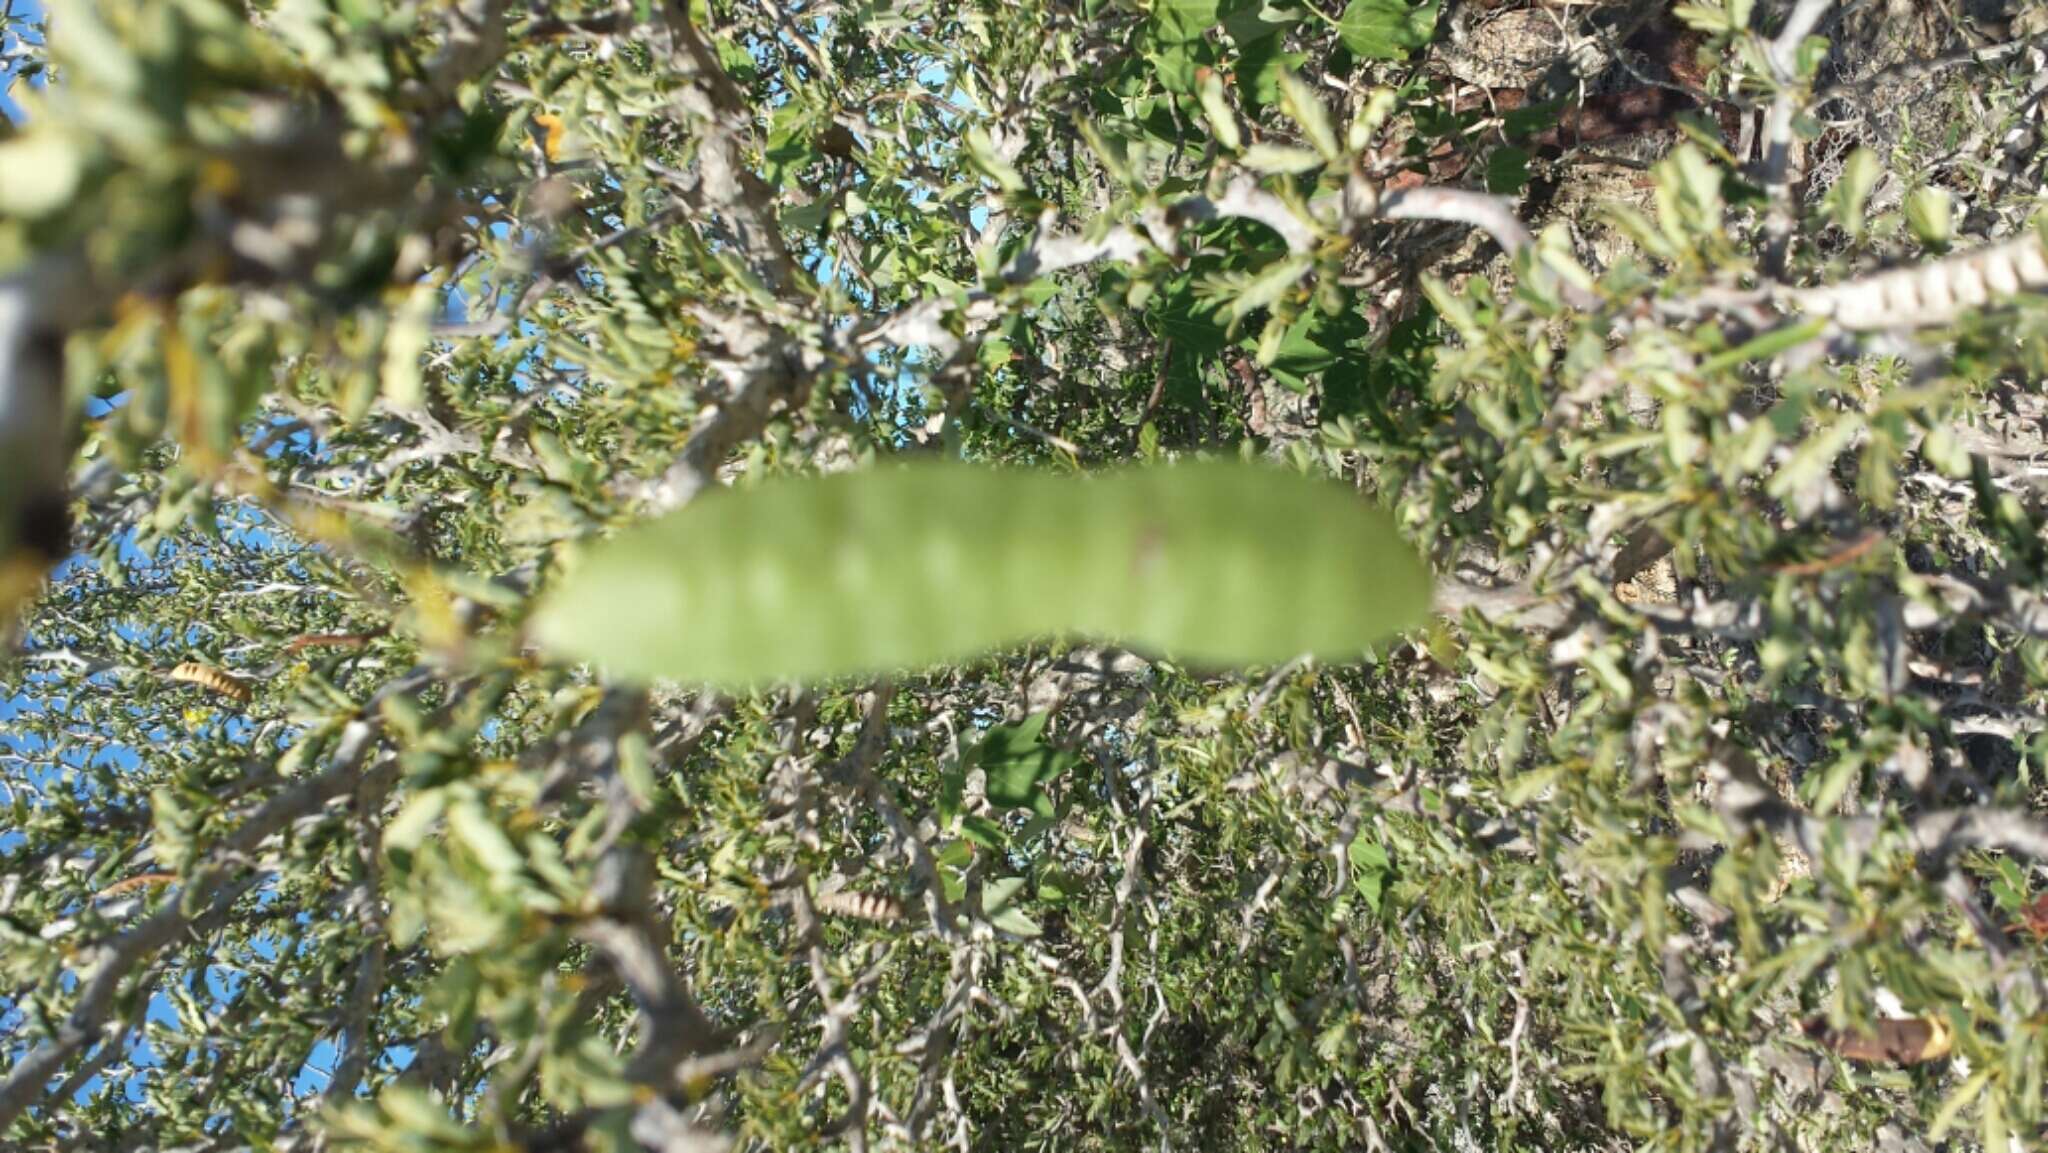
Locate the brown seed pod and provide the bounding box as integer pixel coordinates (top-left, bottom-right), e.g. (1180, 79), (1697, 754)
(94, 872), (179, 899)
(2010, 892), (2048, 938)
(282, 631), (379, 654)
(813, 890), (906, 924)
(167, 662), (253, 703)
(1803, 1015), (1953, 1065)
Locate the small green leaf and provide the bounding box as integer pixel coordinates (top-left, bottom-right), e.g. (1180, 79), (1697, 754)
(982, 875), (1028, 914)
(148, 786), (198, 873)
(1227, 254), (1314, 322)
(1988, 857), (2028, 914)
(380, 279), (436, 410)
(1485, 147), (1530, 195)
(1792, 35), (1830, 82)
(980, 712), (1079, 819)
(1672, 3), (1739, 32)
(1502, 100), (1564, 139)
(1240, 143), (1324, 175)
(1235, 34), (1306, 109)
(1278, 71), (1339, 159)
(1905, 186), (1953, 248)
(1503, 766), (1562, 806)
(447, 799), (526, 884)
(1337, 0), (1439, 61)
(1349, 838), (1391, 913)
(617, 729), (656, 806)
(1828, 147), (1881, 238)
(0, 134), (85, 219)
(1147, 39), (1201, 93)
(1037, 867), (1085, 904)
(1197, 70), (1243, 151)
(1697, 318), (1827, 374)
(959, 814), (1009, 852)
(965, 126), (1025, 193)
(1346, 88), (1399, 152)
(1151, 0), (1221, 42)
(989, 905), (1042, 937)
(764, 103), (820, 187)
(981, 877), (1041, 936)
(1929, 1066), (1993, 1141)
(383, 790), (448, 857)
(1801, 751), (1861, 816)
(779, 197), (833, 234)
(1249, 305), (1373, 392)
(374, 1086), (476, 1141)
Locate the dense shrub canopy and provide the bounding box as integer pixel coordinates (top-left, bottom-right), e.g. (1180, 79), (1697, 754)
(5, 1), (2048, 1150)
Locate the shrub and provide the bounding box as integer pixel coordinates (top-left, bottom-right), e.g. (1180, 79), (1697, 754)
(4, 1), (2048, 1150)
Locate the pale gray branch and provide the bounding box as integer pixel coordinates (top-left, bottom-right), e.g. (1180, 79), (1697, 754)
(579, 846), (721, 1084)
(1377, 186), (1532, 258)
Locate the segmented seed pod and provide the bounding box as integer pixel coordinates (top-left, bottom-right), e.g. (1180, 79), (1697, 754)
(1794, 232), (2048, 331)
(813, 890), (907, 924)
(167, 662), (253, 703)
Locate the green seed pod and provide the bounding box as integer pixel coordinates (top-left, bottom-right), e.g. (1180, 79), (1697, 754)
(532, 460), (1432, 688)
